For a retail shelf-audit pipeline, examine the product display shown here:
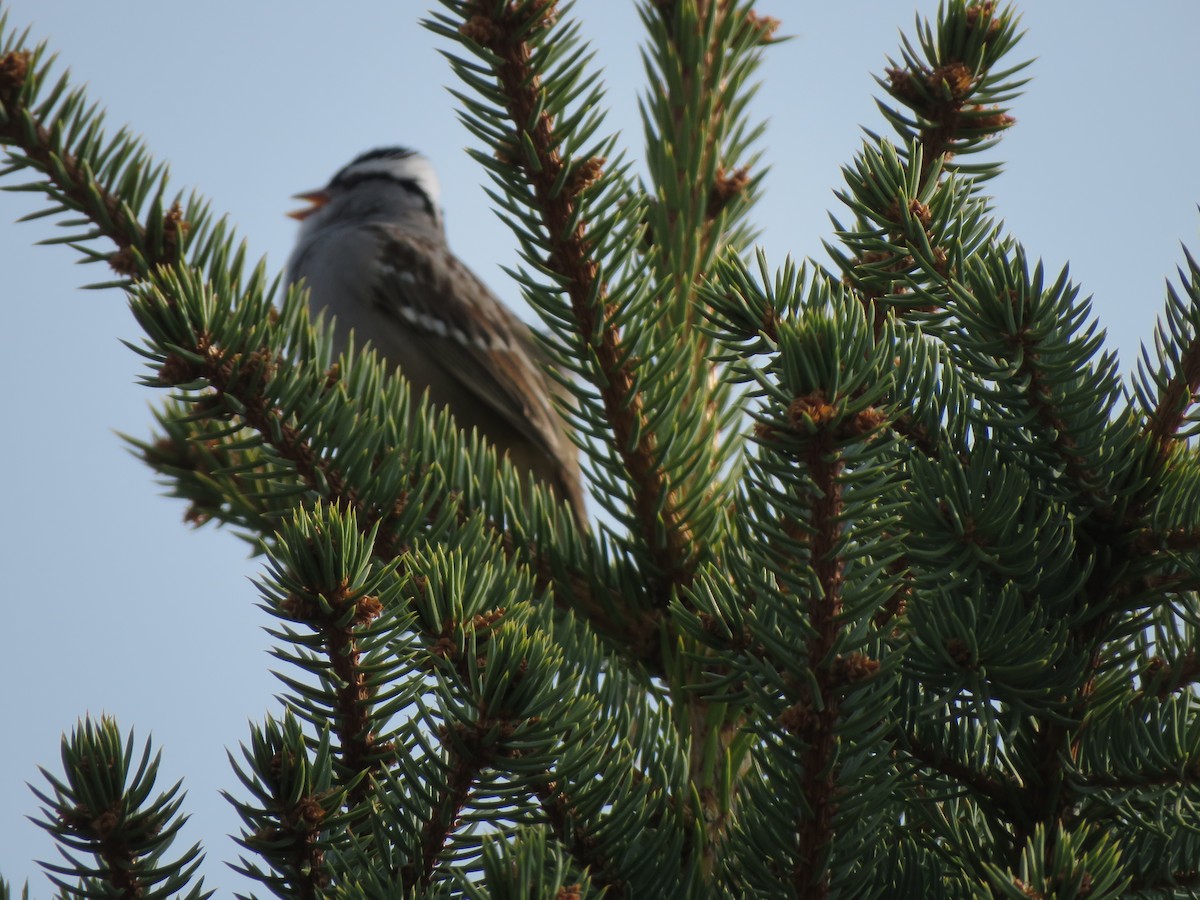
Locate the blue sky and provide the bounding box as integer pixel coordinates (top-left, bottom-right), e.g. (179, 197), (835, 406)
(2, 2), (1199, 894)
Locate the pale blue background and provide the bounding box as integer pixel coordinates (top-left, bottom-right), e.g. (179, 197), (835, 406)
(2, 2), (1198, 894)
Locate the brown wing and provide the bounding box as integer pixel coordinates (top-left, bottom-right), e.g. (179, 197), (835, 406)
(367, 224), (583, 514)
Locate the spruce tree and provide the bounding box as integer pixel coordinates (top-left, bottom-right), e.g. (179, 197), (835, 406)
(2, 2), (1199, 897)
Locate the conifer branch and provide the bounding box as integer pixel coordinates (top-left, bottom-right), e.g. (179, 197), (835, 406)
(386, 648), (495, 885)
(832, 1), (1025, 316)
(1017, 249), (1200, 869)
(636, 2), (778, 866)
(702, 257), (901, 890)
(1019, 584), (1133, 866)
(225, 715), (358, 897)
(155, 324), (359, 514)
(890, 412), (943, 461)
(1022, 421), (1193, 853)
(278, 579), (388, 805)
(446, 0), (698, 597)
(531, 777), (624, 894)
(897, 732), (1016, 811)
(29, 718), (210, 899)
(881, 2), (1018, 183)
(0, 48), (183, 281)
(408, 726), (492, 888)
(1140, 650), (1200, 699)
(388, 572), (645, 890)
(1077, 766), (1200, 791)
(1141, 249), (1200, 464)
(1128, 868), (1200, 895)
(1137, 525), (1200, 554)
(788, 427), (845, 900)
(957, 259), (1118, 509)
(639, 0), (773, 322)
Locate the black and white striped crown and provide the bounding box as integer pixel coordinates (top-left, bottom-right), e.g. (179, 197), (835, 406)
(330, 146), (441, 213)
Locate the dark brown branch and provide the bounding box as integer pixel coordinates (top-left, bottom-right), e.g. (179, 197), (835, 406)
(1135, 526), (1200, 555)
(898, 731), (1017, 810)
(790, 428), (843, 900)
(1010, 329), (1109, 503)
(1144, 331), (1200, 465)
(1018, 549), (1135, 864)
(0, 51), (182, 277)
(405, 722), (493, 888)
(462, 2), (697, 599)
(532, 774), (626, 894)
(890, 411), (944, 462)
(1128, 868), (1200, 894)
(276, 794), (331, 900)
(281, 583), (387, 804)
(1077, 763), (1200, 791)
(401, 610), (537, 889)
(1140, 651), (1200, 700)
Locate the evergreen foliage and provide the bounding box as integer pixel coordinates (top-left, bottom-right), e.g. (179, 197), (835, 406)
(2, 1), (1199, 896)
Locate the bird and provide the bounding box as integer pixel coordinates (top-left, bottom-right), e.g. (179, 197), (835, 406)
(285, 147), (586, 527)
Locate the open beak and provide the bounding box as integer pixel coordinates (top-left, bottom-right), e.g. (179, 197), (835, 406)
(287, 189), (331, 220)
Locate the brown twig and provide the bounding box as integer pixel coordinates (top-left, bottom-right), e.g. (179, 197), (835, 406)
(898, 731), (1017, 812)
(461, 2), (697, 599)
(532, 774), (626, 893)
(789, 428), (844, 900)
(1144, 329), (1200, 465)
